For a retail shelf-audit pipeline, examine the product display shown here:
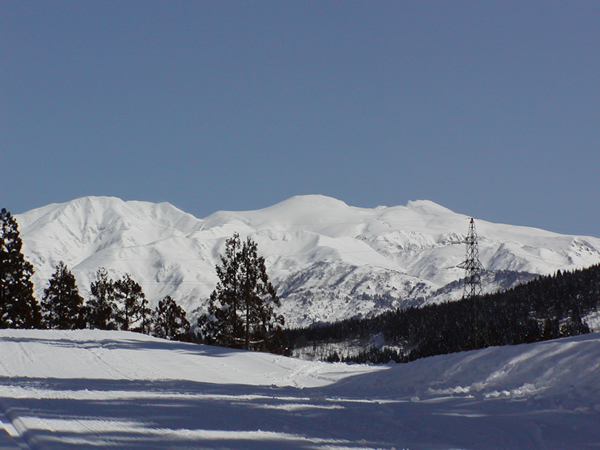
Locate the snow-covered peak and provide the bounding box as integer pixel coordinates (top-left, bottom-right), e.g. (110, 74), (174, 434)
(18, 196), (202, 235)
(268, 194), (351, 211)
(204, 195), (359, 236)
(14, 195), (600, 327)
(405, 199), (456, 213)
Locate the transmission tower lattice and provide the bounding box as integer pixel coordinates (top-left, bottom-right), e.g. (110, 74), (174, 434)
(457, 218), (485, 299)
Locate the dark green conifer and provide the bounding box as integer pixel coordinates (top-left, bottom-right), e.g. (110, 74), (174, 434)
(0, 208), (41, 328)
(152, 296), (190, 341)
(198, 233), (286, 354)
(87, 268), (118, 330)
(41, 261), (86, 329)
(114, 274), (151, 333)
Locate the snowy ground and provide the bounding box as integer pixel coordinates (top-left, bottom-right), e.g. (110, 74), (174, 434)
(0, 330), (599, 449)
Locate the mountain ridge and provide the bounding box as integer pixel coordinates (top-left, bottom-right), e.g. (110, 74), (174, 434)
(14, 195), (600, 327)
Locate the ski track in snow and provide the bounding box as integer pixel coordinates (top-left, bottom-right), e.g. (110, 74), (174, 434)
(0, 329), (599, 449)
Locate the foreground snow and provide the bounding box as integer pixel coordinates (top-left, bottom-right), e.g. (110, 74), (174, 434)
(0, 330), (599, 449)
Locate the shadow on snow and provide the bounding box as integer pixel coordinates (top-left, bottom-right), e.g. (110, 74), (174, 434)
(1, 375), (598, 450)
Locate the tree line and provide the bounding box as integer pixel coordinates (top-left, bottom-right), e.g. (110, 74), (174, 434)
(1, 208), (287, 353)
(286, 264), (600, 364)
(0, 207), (189, 341)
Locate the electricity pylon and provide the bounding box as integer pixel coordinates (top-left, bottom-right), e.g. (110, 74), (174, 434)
(457, 218), (485, 299)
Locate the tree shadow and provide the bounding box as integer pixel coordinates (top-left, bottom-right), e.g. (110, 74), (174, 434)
(1, 374), (598, 449)
(0, 376), (392, 449)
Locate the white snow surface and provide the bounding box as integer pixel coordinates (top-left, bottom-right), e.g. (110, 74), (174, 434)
(0, 329), (599, 449)
(15, 195), (600, 327)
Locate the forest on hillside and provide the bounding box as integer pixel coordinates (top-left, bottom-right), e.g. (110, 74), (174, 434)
(285, 264), (600, 363)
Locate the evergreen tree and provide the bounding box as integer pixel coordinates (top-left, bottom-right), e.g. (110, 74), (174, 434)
(0, 208), (41, 328)
(87, 268), (118, 330)
(199, 233), (244, 348)
(198, 233), (286, 354)
(41, 261), (86, 329)
(114, 274), (151, 333)
(152, 296), (190, 341)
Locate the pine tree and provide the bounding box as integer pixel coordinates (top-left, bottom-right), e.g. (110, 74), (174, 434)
(199, 233), (244, 348)
(114, 274), (150, 333)
(41, 261), (86, 329)
(0, 208), (41, 328)
(152, 296), (190, 341)
(198, 233), (286, 354)
(87, 268), (118, 330)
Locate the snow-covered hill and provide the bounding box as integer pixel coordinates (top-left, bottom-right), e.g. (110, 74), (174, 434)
(0, 329), (599, 448)
(15, 195), (600, 327)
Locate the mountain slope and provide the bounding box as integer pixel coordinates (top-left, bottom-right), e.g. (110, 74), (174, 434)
(15, 195), (600, 327)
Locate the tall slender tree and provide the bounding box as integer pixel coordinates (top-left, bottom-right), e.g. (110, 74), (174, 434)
(0, 208), (41, 328)
(198, 233), (286, 354)
(41, 261), (86, 329)
(199, 233), (244, 348)
(114, 274), (151, 333)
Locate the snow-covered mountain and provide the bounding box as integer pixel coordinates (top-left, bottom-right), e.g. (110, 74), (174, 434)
(15, 195), (600, 327)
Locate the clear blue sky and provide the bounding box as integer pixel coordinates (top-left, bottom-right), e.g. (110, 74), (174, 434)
(2, 1), (599, 236)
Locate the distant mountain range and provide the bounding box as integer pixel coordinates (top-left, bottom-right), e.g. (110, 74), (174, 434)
(15, 195), (600, 327)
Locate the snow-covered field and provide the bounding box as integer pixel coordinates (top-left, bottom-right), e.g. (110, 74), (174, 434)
(0, 330), (599, 449)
